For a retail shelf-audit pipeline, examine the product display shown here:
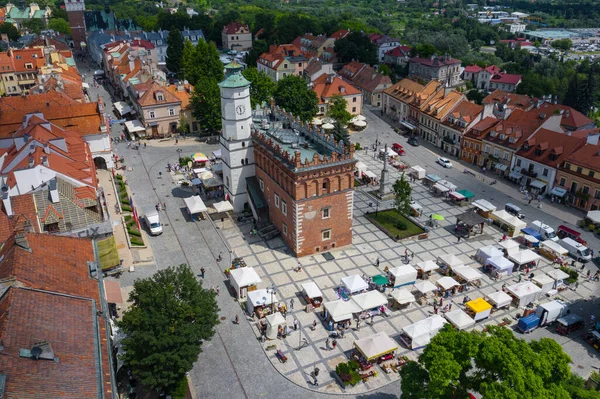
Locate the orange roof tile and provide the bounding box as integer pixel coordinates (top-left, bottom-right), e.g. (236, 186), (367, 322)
(313, 74), (361, 102)
(517, 128), (586, 167)
(565, 143), (600, 171)
(166, 83), (193, 110)
(137, 80), (181, 107)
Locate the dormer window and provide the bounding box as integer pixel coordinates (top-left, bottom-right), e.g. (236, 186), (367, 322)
(25, 63), (33, 69)
(16, 55), (22, 60)
(509, 137), (516, 143)
(155, 91), (164, 101)
(499, 134), (505, 140)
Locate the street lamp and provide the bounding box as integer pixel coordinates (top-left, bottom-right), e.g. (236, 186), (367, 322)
(369, 201), (380, 216)
(267, 284), (276, 313)
(176, 148), (182, 161)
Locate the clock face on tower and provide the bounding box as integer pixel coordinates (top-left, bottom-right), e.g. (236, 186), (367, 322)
(236, 105), (246, 116)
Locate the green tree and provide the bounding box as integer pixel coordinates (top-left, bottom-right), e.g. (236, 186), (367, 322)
(182, 39), (224, 86)
(166, 29), (185, 76)
(551, 38), (573, 52)
(191, 77), (222, 134)
(327, 94), (352, 125)
(48, 18), (70, 35)
(334, 31), (378, 65)
(393, 173), (412, 215)
(410, 43), (437, 59)
(244, 39), (268, 68)
(179, 113), (189, 135)
(400, 325), (589, 399)
(242, 67), (276, 108)
(274, 75), (318, 122)
(118, 264), (219, 395)
(0, 22), (20, 41)
(471, 39), (485, 52)
(22, 19), (45, 34)
(379, 64), (391, 77)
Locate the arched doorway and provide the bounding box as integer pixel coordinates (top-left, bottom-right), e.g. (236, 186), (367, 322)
(94, 157), (107, 170)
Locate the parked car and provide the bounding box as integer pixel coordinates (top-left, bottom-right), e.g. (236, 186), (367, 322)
(143, 207), (163, 236)
(505, 203), (525, 219)
(392, 143), (403, 153)
(560, 237), (591, 263)
(407, 137), (420, 146)
(437, 157), (453, 168)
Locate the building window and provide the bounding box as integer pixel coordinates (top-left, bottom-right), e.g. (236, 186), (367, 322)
(352, 107), (356, 113)
(282, 223), (288, 236)
(493, 149), (500, 157)
(281, 201), (287, 215)
(543, 168), (549, 177)
(149, 111), (155, 119)
(565, 162), (571, 170)
(503, 151), (509, 160)
(274, 193), (279, 208)
(322, 229), (331, 240)
(353, 97), (357, 103)
(595, 190), (600, 199)
(589, 170), (595, 178)
(322, 207), (330, 219)
(583, 186), (590, 195)
(577, 167), (583, 174)
(484, 145), (491, 153)
(259, 178), (264, 191)
(559, 177), (566, 187)
(169, 108), (175, 116)
(516, 159), (521, 167)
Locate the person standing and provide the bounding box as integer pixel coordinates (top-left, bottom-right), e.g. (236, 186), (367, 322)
(290, 298), (295, 310)
(325, 338), (330, 350)
(294, 319), (298, 331)
(332, 339), (337, 350)
(376, 257), (380, 267)
(200, 267), (205, 278)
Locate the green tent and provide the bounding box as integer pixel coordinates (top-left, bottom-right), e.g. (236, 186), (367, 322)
(457, 189), (475, 199)
(372, 274), (389, 286)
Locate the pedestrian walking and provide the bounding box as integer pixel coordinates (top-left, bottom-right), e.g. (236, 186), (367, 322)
(234, 314), (239, 324)
(376, 257), (380, 267)
(591, 314), (596, 326)
(215, 286), (220, 295)
(325, 338), (330, 350)
(517, 272), (522, 282)
(356, 319), (360, 331)
(311, 366), (320, 386)
(290, 298), (295, 309)
(433, 304), (438, 314)
(448, 302), (452, 311)
(340, 329), (344, 338)
(144, 142), (147, 148)
(457, 235), (461, 242)
(587, 270), (592, 279)
(163, 202), (166, 211)
(439, 297), (443, 307)
(293, 319), (298, 331)
(200, 267), (205, 278)
(332, 339), (337, 349)
(370, 315), (375, 325)
(311, 320), (317, 331)
(574, 281), (579, 291)
(528, 198), (532, 205)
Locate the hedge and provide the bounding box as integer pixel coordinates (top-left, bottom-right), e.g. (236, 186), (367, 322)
(130, 237), (144, 246)
(560, 266), (579, 284)
(127, 229), (141, 237)
(122, 205), (132, 212)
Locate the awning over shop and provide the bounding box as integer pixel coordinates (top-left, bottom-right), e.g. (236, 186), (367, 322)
(551, 187), (567, 198)
(449, 191), (466, 200)
(495, 163), (508, 171)
(529, 180), (547, 189)
(124, 120), (146, 133)
(104, 280), (124, 304)
(433, 183), (451, 193)
(509, 171), (523, 180)
(400, 121), (417, 130)
(456, 189), (475, 199)
(212, 149), (222, 159)
(97, 236), (120, 271)
(114, 101), (132, 115)
(184, 195), (207, 214)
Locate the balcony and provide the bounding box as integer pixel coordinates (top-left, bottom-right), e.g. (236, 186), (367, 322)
(521, 168), (537, 178)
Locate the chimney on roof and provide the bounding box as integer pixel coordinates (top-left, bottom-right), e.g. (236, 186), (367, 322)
(43, 143), (49, 154)
(14, 233), (30, 252)
(41, 155), (49, 167)
(28, 156), (34, 168)
(2, 185), (12, 216)
(49, 178), (58, 203)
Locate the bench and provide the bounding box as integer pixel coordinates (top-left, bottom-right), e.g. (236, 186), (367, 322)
(276, 349), (288, 363)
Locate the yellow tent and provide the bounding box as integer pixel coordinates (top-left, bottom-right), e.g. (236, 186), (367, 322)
(465, 298), (492, 321)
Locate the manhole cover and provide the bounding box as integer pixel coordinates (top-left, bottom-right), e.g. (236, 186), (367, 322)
(220, 317), (227, 321)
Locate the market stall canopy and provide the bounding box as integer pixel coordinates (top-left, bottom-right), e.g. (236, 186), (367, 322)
(486, 256), (514, 273)
(355, 161), (367, 173)
(449, 191), (466, 201)
(322, 123), (335, 129)
(229, 267), (262, 288)
(380, 148), (398, 157)
(410, 201), (422, 211)
(413, 280), (438, 294)
(456, 189), (475, 199)
(499, 239), (520, 252)
(432, 214), (445, 221)
(124, 120), (145, 133)
(324, 299), (362, 322)
(425, 174), (441, 183)
(466, 298), (492, 313)
(485, 291), (512, 308)
(213, 201), (233, 213)
(371, 274), (389, 286)
(586, 210), (600, 224)
(302, 282), (323, 299)
(114, 101), (132, 115)
(438, 254), (464, 269)
(193, 167), (209, 175)
(202, 174), (223, 188)
(351, 290), (388, 311)
(546, 269), (569, 281)
(540, 240), (568, 255)
(509, 249), (541, 265)
(409, 165), (426, 179)
(312, 118), (322, 125)
(247, 289), (277, 307)
(388, 265), (418, 281)
(475, 245), (504, 263)
(184, 195), (207, 214)
(445, 309), (475, 330)
(341, 275), (369, 294)
(213, 163), (223, 174)
(212, 149), (222, 159)
(438, 180), (457, 191)
(472, 199), (496, 213)
(453, 266), (483, 282)
(192, 152), (209, 163)
(190, 178), (202, 186)
(532, 274), (554, 290)
(390, 289), (416, 305)
(416, 260), (439, 273)
(550, 187), (567, 198)
(363, 170), (378, 180)
(456, 211), (487, 227)
(402, 315), (447, 348)
(265, 312), (285, 327)
(354, 332), (398, 361)
(506, 281), (542, 301)
(436, 276), (460, 291)
(355, 115), (366, 121)
(353, 120), (367, 127)
(433, 183), (451, 193)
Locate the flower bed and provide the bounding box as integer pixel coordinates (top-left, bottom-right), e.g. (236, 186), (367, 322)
(336, 360), (362, 387)
(115, 175), (132, 212)
(124, 215), (144, 246)
(366, 209), (425, 241)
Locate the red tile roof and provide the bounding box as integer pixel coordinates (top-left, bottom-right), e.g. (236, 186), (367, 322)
(517, 128), (586, 167)
(491, 73), (522, 85)
(384, 45), (411, 58)
(166, 83), (193, 110)
(223, 21), (250, 34)
(483, 108), (548, 149)
(532, 103), (594, 130)
(483, 89), (534, 110)
(312, 74), (361, 103)
(410, 55), (461, 67)
(464, 116), (500, 139)
(0, 194), (38, 245)
(485, 65), (501, 75)
(444, 99), (483, 126)
(329, 29), (350, 40)
(464, 65), (482, 73)
(137, 80), (181, 107)
(565, 144), (600, 171)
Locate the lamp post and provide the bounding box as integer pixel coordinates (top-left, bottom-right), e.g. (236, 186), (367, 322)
(176, 148), (182, 161)
(267, 284), (276, 313)
(369, 200), (380, 216)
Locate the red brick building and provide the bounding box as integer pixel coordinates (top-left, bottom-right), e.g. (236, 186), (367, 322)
(65, 0), (87, 51)
(249, 111), (356, 257)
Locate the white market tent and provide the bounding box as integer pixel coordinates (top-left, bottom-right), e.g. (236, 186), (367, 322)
(445, 309), (475, 330)
(438, 180), (457, 191)
(532, 274), (555, 294)
(472, 199), (497, 213)
(246, 288), (277, 313)
(486, 256), (514, 276)
(355, 161), (367, 174)
(265, 312), (286, 339)
(114, 101), (132, 115)
(380, 148), (398, 157)
(388, 265), (418, 288)
(432, 183), (451, 193)
(438, 254), (464, 269)
(184, 196), (208, 214)
(301, 282), (323, 300)
(540, 240), (568, 256)
(354, 332), (398, 361)
(453, 266), (484, 282)
(506, 281), (543, 308)
(351, 290), (388, 311)
(230, 267), (262, 299)
(499, 239), (520, 255)
(509, 249), (541, 266)
(390, 289), (416, 305)
(212, 149), (222, 159)
(413, 280), (438, 294)
(363, 170), (378, 180)
(491, 210), (526, 236)
(323, 299), (361, 322)
(401, 315), (447, 349)
(409, 165), (426, 180)
(416, 260), (439, 273)
(353, 120), (367, 127)
(341, 275), (369, 294)
(213, 200), (234, 213)
(124, 120), (146, 133)
(546, 269), (570, 281)
(586, 210), (600, 224)
(485, 291), (512, 309)
(475, 245), (504, 264)
(436, 276), (460, 291)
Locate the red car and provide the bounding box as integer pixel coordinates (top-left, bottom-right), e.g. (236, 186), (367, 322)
(392, 143), (403, 152)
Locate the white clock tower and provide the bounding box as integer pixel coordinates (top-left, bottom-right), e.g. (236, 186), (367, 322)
(218, 62), (255, 212)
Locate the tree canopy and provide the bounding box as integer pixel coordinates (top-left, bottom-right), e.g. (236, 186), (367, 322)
(182, 39), (224, 86)
(399, 325), (598, 399)
(551, 38), (573, 52)
(334, 31), (378, 65)
(48, 18), (70, 35)
(166, 29), (185, 76)
(393, 173), (412, 215)
(0, 23), (20, 41)
(242, 67), (276, 108)
(273, 75), (318, 122)
(118, 264), (219, 395)
(191, 77), (222, 134)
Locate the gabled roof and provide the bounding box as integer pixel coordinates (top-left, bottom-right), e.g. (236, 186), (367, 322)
(464, 65), (483, 73)
(0, 194), (38, 245)
(491, 73), (522, 85)
(384, 45), (411, 58)
(329, 29), (350, 40)
(483, 89), (534, 110)
(565, 144), (600, 171)
(384, 78), (425, 103)
(352, 64), (392, 93)
(533, 103), (594, 131)
(464, 116), (500, 140)
(304, 58), (325, 76)
(312, 74), (361, 103)
(166, 83), (193, 110)
(483, 108), (549, 149)
(223, 21), (250, 35)
(484, 65), (501, 75)
(444, 99), (483, 127)
(339, 60), (366, 81)
(137, 81), (181, 107)
(517, 128), (586, 167)
(410, 55), (461, 67)
(421, 90), (463, 120)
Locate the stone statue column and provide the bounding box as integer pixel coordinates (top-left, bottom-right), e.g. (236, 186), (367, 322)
(379, 144), (391, 196)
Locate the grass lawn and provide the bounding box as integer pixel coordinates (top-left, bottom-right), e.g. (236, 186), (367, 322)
(367, 209), (424, 240)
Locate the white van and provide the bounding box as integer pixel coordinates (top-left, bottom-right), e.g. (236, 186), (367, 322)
(531, 220), (559, 242)
(144, 207), (163, 236)
(560, 237), (591, 262)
